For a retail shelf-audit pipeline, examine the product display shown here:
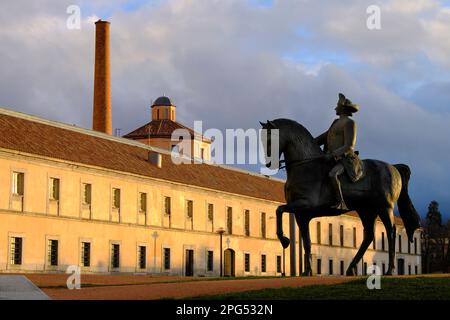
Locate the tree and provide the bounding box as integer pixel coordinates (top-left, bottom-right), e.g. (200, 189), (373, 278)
(422, 201), (449, 273)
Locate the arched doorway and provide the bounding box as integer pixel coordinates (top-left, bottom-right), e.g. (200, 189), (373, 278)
(224, 249), (235, 277)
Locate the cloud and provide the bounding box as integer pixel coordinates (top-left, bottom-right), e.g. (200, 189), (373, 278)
(0, 0), (450, 218)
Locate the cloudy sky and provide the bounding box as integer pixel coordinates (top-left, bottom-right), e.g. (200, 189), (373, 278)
(1, 0), (450, 219)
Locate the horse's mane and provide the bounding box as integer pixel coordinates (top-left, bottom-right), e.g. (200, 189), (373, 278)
(272, 118), (323, 158)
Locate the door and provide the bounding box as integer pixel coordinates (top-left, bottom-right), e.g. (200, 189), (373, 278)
(224, 249), (235, 277)
(397, 258), (405, 275)
(185, 249), (194, 276)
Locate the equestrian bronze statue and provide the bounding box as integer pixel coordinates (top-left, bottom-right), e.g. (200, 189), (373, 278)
(260, 93), (421, 276)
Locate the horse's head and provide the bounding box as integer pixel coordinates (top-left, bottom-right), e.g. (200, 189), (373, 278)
(260, 118), (323, 169)
(259, 120), (283, 169)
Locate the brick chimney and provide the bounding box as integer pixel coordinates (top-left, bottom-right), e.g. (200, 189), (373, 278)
(92, 20), (112, 135)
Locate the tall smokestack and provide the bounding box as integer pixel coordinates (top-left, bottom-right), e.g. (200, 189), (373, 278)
(92, 20), (112, 135)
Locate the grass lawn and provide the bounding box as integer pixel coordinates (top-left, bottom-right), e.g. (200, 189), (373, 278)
(191, 277), (450, 300)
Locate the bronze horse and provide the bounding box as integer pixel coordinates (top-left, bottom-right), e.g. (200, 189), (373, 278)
(260, 119), (421, 276)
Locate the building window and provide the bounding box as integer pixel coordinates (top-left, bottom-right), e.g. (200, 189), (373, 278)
(227, 207), (233, 234)
(382, 263), (386, 275)
(408, 239), (411, 254)
(317, 258), (322, 275)
(139, 192), (147, 214)
(328, 223), (333, 246)
(138, 246), (146, 269)
(329, 259), (333, 275)
(398, 235), (402, 253)
(81, 242), (91, 267)
(111, 244), (120, 269)
(382, 232), (385, 251)
(316, 222), (321, 244)
(12, 172), (24, 196)
(261, 255), (267, 273)
(353, 227), (357, 248)
(276, 255), (282, 273)
(164, 248), (171, 270)
(48, 240), (58, 266)
(414, 237), (417, 254)
(186, 200), (194, 219)
(200, 148), (205, 160)
(112, 188), (120, 209)
(10, 237), (23, 265)
(339, 225), (344, 247)
(244, 253), (250, 272)
(207, 251), (214, 272)
(340, 260), (344, 275)
(261, 212), (266, 239)
(244, 210), (250, 237)
(207, 203), (214, 222)
(363, 262), (367, 275)
(415, 265), (418, 274)
(164, 197), (171, 215)
(49, 177), (60, 200)
(82, 183), (92, 205)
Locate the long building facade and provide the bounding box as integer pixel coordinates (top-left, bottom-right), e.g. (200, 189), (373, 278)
(0, 108), (421, 276)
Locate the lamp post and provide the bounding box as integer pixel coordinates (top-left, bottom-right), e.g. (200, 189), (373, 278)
(151, 231), (159, 274)
(216, 228), (225, 277)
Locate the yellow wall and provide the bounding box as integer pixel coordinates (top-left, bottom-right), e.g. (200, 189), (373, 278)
(0, 148), (421, 276)
(0, 149), (287, 275)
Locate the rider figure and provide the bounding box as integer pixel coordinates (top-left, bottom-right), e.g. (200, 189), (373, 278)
(314, 93), (362, 211)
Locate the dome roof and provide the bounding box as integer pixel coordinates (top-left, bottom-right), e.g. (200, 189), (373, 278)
(152, 96), (173, 107)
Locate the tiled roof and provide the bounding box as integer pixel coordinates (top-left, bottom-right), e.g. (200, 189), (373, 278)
(0, 110), (283, 203)
(0, 109), (404, 226)
(123, 119), (203, 140)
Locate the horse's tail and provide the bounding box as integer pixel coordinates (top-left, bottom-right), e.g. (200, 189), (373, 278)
(394, 164), (421, 242)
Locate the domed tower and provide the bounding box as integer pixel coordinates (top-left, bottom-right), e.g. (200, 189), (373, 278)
(151, 96), (176, 121)
(123, 96), (211, 160)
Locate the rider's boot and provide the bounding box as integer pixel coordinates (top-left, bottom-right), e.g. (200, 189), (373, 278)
(330, 176), (348, 211)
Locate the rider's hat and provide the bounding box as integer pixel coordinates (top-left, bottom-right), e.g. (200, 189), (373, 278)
(335, 93), (359, 114)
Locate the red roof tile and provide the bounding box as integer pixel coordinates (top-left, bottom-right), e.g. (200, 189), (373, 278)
(0, 113), (283, 202)
(0, 111), (404, 226)
(123, 119), (208, 141)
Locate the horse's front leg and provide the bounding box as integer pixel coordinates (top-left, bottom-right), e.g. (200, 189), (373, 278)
(276, 205), (291, 249)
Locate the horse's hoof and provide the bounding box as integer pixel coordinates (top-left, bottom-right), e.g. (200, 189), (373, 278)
(345, 267), (357, 276)
(279, 236), (290, 249)
(301, 270), (312, 277)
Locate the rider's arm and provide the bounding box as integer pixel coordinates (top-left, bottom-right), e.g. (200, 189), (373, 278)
(314, 131), (328, 147)
(331, 120), (356, 158)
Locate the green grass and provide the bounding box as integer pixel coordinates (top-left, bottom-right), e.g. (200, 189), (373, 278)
(191, 277), (450, 300)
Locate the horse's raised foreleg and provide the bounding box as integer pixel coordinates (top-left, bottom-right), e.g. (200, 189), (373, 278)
(276, 200), (309, 249)
(346, 211), (377, 276)
(276, 205), (291, 249)
(295, 214), (312, 276)
(379, 207), (396, 275)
